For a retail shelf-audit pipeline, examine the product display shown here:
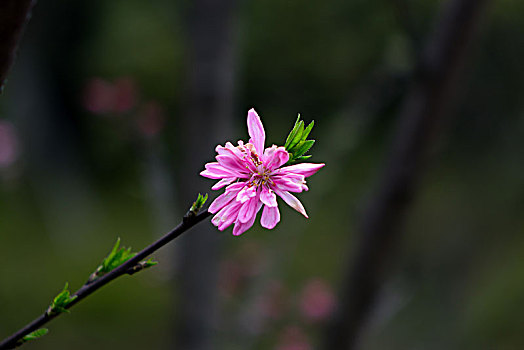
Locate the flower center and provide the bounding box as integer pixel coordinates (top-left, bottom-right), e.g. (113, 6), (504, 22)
(238, 142), (263, 167)
(237, 142), (274, 188)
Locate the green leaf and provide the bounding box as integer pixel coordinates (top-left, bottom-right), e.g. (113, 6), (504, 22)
(48, 283), (77, 315)
(293, 155), (312, 163)
(143, 258), (158, 268)
(284, 115), (301, 149)
(102, 238), (121, 271)
(22, 329), (49, 342)
(293, 140), (315, 158)
(190, 193), (208, 213)
(89, 238), (138, 282)
(288, 120), (304, 150)
(105, 239), (136, 272)
(302, 120), (314, 141)
(282, 114), (317, 165)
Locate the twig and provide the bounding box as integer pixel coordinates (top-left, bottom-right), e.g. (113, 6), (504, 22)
(324, 0), (489, 348)
(0, 209), (212, 350)
(0, 0), (36, 92)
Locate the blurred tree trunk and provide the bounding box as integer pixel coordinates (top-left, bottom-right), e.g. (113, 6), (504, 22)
(6, 1), (99, 248)
(173, 0), (239, 349)
(0, 0), (35, 91)
(324, 0), (489, 348)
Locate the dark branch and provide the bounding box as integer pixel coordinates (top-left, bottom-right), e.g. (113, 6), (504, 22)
(0, 209), (212, 350)
(0, 0), (36, 92)
(324, 0), (489, 348)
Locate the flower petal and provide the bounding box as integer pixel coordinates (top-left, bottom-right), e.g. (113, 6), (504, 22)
(201, 162), (237, 179)
(272, 173), (306, 193)
(211, 177), (237, 190)
(211, 205), (229, 226)
(238, 196), (259, 223)
(232, 201), (262, 236)
(247, 108), (265, 155)
(261, 205), (280, 229)
(264, 146), (289, 171)
(208, 182), (245, 213)
(208, 192), (234, 214)
(260, 186), (277, 207)
(278, 163), (325, 178)
(216, 142), (243, 158)
(274, 189), (308, 218)
(214, 201), (242, 231)
(236, 185), (257, 203)
(216, 154), (250, 177)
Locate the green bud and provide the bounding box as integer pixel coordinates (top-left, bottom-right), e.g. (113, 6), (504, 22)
(190, 193), (208, 214)
(47, 283), (77, 316)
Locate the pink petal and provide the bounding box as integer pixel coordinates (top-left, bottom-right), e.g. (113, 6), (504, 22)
(216, 154), (250, 177)
(216, 142), (243, 158)
(278, 163), (325, 178)
(238, 196), (259, 223)
(201, 162), (237, 179)
(264, 146), (289, 171)
(211, 204), (229, 226)
(208, 183), (245, 213)
(261, 205), (280, 229)
(275, 189), (308, 218)
(211, 177), (237, 190)
(260, 186), (277, 207)
(236, 185), (257, 203)
(272, 174), (306, 193)
(225, 181), (248, 193)
(232, 202), (262, 236)
(213, 201), (242, 231)
(247, 108), (265, 155)
(208, 192), (234, 214)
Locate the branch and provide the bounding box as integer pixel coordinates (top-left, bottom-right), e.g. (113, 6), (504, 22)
(0, 0), (36, 92)
(0, 209), (212, 350)
(324, 0), (489, 348)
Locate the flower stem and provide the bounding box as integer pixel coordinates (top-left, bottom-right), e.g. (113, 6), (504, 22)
(0, 209), (212, 350)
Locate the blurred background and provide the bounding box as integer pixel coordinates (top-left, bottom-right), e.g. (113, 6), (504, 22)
(1, 0), (523, 349)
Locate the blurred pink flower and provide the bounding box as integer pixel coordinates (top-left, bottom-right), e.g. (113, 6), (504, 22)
(113, 77), (138, 113)
(299, 278), (336, 322)
(275, 326), (312, 350)
(83, 78), (115, 114)
(83, 77), (139, 115)
(0, 121), (20, 168)
(201, 108), (325, 235)
(136, 101), (166, 138)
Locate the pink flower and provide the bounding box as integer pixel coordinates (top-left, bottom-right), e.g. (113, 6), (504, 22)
(83, 78), (114, 114)
(82, 77), (138, 115)
(201, 108), (324, 235)
(299, 278), (336, 322)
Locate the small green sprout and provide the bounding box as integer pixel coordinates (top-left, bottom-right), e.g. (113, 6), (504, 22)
(184, 193), (209, 223)
(22, 329), (48, 341)
(47, 283), (77, 316)
(284, 114), (316, 164)
(88, 238), (137, 282)
(101, 238), (136, 273)
(16, 328), (49, 346)
(190, 193), (208, 213)
(127, 258), (158, 275)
